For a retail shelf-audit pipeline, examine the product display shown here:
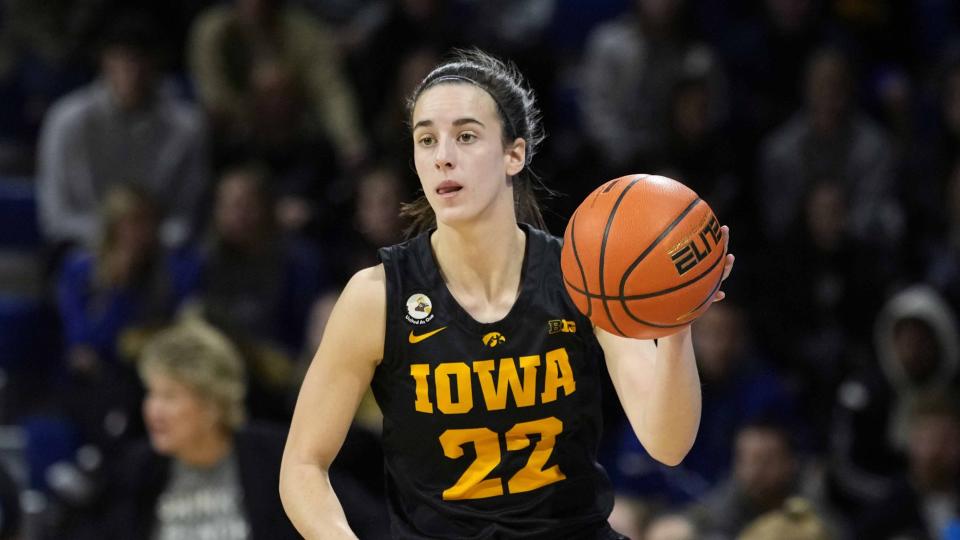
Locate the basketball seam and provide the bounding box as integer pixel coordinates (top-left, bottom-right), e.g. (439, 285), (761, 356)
(617, 197), (702, 299)
(598, 175), (643, 336)
(569, 208), (591, 318)
(623, 242), (727, 328)
(562, 243), (725, 300)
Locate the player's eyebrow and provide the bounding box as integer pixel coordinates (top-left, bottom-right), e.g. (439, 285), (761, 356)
(412, 118), (486, 130)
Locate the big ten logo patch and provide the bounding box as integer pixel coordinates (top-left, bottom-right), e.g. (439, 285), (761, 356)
(482, 332), (506, 347)
(668, 215), (721, 276)
(547, 320), (577, 334)
(406, 293), (435, 325)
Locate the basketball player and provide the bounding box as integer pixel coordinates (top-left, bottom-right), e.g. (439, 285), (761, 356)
(280, 49), (734, 539)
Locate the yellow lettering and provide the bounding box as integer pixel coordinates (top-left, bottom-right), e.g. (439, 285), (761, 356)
(410, 364), (433, 413)
(474, 356), (541, 411)
(440, 416), (566, 500)
(435, 362), (473, 414)
(541, 348), (576, 403)
(439, 427), (503, 500)
(505, 417), (566, 493)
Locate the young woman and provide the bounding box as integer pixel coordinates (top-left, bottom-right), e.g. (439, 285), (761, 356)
(280, 49), (734, 539)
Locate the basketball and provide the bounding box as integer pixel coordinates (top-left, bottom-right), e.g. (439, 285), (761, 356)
(561, 174), (728, 339)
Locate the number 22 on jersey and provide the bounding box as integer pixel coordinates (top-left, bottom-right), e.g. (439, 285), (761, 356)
(439, 416), (566, 500)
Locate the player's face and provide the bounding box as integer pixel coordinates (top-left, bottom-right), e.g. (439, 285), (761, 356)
(142, 371), (222, 460)
(411, 83), (525, 227)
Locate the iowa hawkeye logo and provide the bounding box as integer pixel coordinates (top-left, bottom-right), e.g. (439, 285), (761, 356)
(482, 332), (506, 347)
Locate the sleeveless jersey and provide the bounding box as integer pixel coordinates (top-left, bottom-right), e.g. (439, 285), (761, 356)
(372, 224), (616, 540)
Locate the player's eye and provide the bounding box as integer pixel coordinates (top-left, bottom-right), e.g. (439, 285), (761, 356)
(457, 132), (477, 143)
(417, 135), (436, 146)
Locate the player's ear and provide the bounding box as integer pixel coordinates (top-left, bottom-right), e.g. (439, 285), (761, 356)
(504, 137), (526, 176)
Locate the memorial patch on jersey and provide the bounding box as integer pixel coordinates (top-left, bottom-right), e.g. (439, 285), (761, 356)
(405, 293), (435, 325)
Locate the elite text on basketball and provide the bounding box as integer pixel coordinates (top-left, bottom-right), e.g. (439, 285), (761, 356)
(668, 215), (721, 276)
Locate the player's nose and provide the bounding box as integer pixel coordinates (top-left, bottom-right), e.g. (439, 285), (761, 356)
(434, 137), (455, 170)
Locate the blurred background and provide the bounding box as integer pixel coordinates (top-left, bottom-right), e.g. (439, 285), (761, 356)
(0, 0), (958, 538)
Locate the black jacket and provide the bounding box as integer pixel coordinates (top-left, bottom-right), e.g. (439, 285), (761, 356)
(106, 423), (299, 540)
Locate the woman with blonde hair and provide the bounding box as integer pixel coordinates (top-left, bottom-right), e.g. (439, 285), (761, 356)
(100, 320), (299, 539)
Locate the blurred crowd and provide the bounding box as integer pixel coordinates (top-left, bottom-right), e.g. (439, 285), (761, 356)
(0, 0), (959, 538)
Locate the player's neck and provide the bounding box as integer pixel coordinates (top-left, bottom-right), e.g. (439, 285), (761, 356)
(432, 218), (526, 315)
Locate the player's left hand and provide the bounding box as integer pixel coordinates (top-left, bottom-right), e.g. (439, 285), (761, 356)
(712, 225), (735, 303)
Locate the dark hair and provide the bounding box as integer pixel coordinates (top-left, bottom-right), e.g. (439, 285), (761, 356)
(98, 12), (161, 58)
(211, 162), (279, 242)
(400, 48), (550, 236)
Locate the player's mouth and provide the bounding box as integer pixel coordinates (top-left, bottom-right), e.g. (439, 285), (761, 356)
(436, 180), (463, 198)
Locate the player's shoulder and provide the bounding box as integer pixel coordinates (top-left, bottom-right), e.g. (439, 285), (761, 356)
(326, 265), (387, 361)
(343, 264), (386, 304)
(378, 232), (425, 259)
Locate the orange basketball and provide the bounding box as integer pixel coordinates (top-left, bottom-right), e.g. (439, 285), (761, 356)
(560, 174), (727, 339)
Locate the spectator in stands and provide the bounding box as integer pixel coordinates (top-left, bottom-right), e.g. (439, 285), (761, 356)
(830, 285), (959, 513)
(706, 0), (828, 135)
(189, 0), (368, 174)
(645, 513), (699, 540)
(580, 0), (725, 173)
(101, 320), (300, 539)
(856, 392), (960, 540)
(328, 165), (407, 285)
(685, 304), (797, 485)
(655, 73), (740, 223)
(55, 184), (200, 448)
(759, 181), (891, 446)
(56, 184), (199, 373)
(192, 164), (328, 419)
(738, 497), (833, 540)
(758, 46), (901, 247)
(37, 13), (208, 250)
(688, 421), (834, 539)
(0, 0), (94, 175)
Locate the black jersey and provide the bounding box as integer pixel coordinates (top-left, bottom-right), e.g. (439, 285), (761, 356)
(372, 224), (617, 540)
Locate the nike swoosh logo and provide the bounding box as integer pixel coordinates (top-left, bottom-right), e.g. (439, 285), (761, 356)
(409, 326), (448, 344)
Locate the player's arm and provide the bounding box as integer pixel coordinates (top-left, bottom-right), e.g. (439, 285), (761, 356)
(596, 249), (735, 466)
(280, 265), (386, 539)
(596, 327), (700, 466)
